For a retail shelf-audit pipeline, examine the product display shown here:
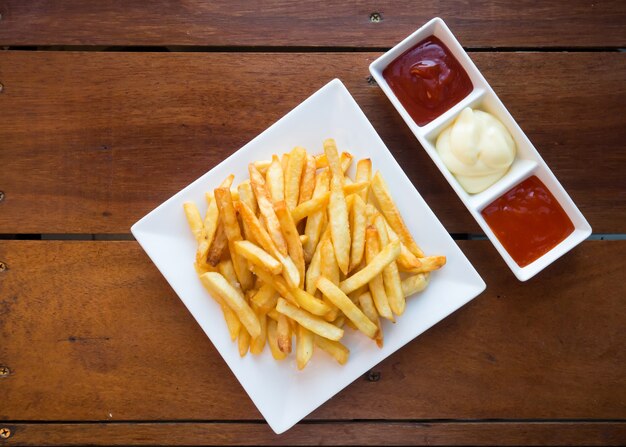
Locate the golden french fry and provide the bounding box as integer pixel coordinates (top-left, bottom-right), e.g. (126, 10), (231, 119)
(276, 298), (344, 341)
(298, 154), (316, 204)
(218, 258), (244, 295)
(373, 215), (405, 316)
(358, 291), (383, 348)
(403, 256), (447, 274)
(267, 308), (280, 322)
(183, 202), (204, 242)
(214, 187), (254, 291)
(281, 153), (289, 175)
(320, 238), (340, 285)
(200, 272), (261, 338)
(234, 240), (282, 275)
(342, 181), (368, 196)
(296, 325), (314, 370)
(250, 265), (298, 307)
(291, 192), (330, 223)
(267, 319), (287, 360)
(274, 200), (305, 287)
(332, 314), (345, 328)
(349, 194), (367, 271)
(194, 261), (216, 276)
(200, 275), (241, 342)
(277, 314), (292, 354)
(314, 335), (349, 365)
(237, 180), (257, 215)
(292, 288), (331, 316)
(251, 283), (278, 314)
(299, 234), (309, 245)
(284, 146), (307, 210)
(303, 168), (330, 262)
(248, 163), (288, 256)
(253, 159), (271, 175)
(340, 152), (353, 173)
(365, 226), (394, 321)
(324, 138), (351, 274)
(355, 159), (372, 201)
(249, 309), (267, 355)
(305, 240), (323, 295)
(339, 239), (401, 294)
(371, 171), (424, 257)
(238, 327), (250, 357)
(207, 219), (228, 266)
(266, 154), (284, 203)
(313, 152), (352, 173)
(316, 277), (378, 339)
(402, 273), (430, 297)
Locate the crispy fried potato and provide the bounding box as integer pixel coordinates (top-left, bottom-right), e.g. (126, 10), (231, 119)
(250, 265), (298, 307)
(248, 163), (288, 256)
(355, 158), (372, 201)
(365, 226), (393, 321)
(339, 239), (401, 294)
(218, 258), (244, 295)
(296, 325), (314, 370)
(238, 327), (250, 357)
(266, 154), (284, 203)
(349, 194), (367, 271)
(314, 151), (353, 173)
(299, 154), (317, 204)
(252, 159), (271, 174)
(214, 187), (254, 291)
(285, 146), (307, 210)
(183, 202), (204, 242)
(305, 239), (323, 295)
(292, 288), (331, 316)
(207, 219), (228, 266)
(314, 335), (349, 365)
(267, 318), (287, 360)
(303, 168), (330, 262)
(316, 277), (378, 339)
(249, 309), (267, 355)
(323, 138), (351, 275)
(371, 171), (424, 257)
(237, 180), (257, 215)
(250, 283), (278, 314)
(320, 237), (340, 285)
(358, 291), (383, 348)
(402, 273), (430, 297)
(276, 298), (344, 341)
(277, 314), (292, 354)
(234, 240), (282, 275)
(291, 192), (330, 223)
(403, 255), (447, 274)
(200, 272), (261, 338)
(342, 181), (369, 196)
(274, 200), (305, 287)
(299, 234), (309, 245)
(373, 215), (405, 316)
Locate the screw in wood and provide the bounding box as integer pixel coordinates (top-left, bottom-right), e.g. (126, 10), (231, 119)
(0, 82), (3, 93)
(0, 191), (4, 201)
(0, 428), (10, 439)
(369, 12), (382, 23)
(0, 366), (9, 377)
(0, 262), (6, 272)
(366, 370), (381, 382)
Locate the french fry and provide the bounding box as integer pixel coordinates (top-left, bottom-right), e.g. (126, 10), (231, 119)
(194, 261), (216, 276)
(299, 234), (309, 245)
(276, 298), (344, 341)
(303, 168), (330, 262)
(320, 238), (340, 285)
(267, 319), (287, 360)
(234, 240), (282, 275)
(251, 283), (278, 314)
(298, 154), (317, 204)
(402, 273), (430, 297)
(248, 163), (288, 256)
(214, 187), (254, 291)
(249, 309), (267, 355)
(314, 335), (349, 365)
(314, 151), (353, 173)
(340, 152), (353, 173)
(253, 159), (271, 175)
(238, 327), (250, 357)
(373, 215), (405, 316)
(349, 194), (367, 271)
(371, 171), (424, 257)
(358, 291), (383, 348)
(305, 240), (323, 295)
(250, 265), (298, 307)
(291, 192), (330, 223)
(323, 138), (351, 274)
(339, 239), (401, 294)
(266, 154), (284, 203)
(281, 153), (289, 175)
(343, 181), (369, 196)
(199, 273), (241, 341)
(274, 200), (305, 287)
(237, 180), (257, 215)
(277, 314), (292, 354)
(200, 272), (261, 338)
(292, 288), (331, 317)
(207, 219), (228, 266)
(365, 226), (393, 321)
(284, 146), (307, 210)
(316, 277), (378, 339)
(218, 258), (243, 295)
(355, 159), (372, 201)
(403, 255), (447, 274)
(183, 202), (204, 242)
(296, 325), (314, 370)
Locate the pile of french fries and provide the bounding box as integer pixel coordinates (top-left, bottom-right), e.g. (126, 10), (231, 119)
(184, 138), (445, 369)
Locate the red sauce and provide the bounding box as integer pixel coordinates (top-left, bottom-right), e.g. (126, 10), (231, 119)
(383, 35), (473, 126)
(481, 176), (574, 267)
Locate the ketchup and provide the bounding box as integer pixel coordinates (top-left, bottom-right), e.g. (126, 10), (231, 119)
(383, 35), (473, 126)
(481, 176), (574, 268)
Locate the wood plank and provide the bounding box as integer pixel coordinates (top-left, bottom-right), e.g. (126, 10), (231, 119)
(1, 422), (624, 446)
(0, 1), (624, 47)
(0, 52), (624, 234)
(1, 241), (624, 422)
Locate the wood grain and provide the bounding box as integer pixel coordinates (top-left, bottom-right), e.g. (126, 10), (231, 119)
(0, 1), (624, 47)
(1, 240), (624, 422)
(1, 422), (624, 446)
(0, 52), (624, 234)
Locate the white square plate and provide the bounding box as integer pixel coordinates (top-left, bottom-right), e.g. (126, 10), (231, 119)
(131, 78), (486, 434)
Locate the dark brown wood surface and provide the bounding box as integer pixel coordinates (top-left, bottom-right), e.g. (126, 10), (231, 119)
(1, 241), (624, 426)
(0, 1), (625, 48)
(0, 52), (624, 234)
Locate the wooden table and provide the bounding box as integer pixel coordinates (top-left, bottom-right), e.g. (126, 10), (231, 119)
(1, 2), (625, 445)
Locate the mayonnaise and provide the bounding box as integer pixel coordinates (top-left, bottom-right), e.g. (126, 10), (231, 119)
(436, 107), (516, 194)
